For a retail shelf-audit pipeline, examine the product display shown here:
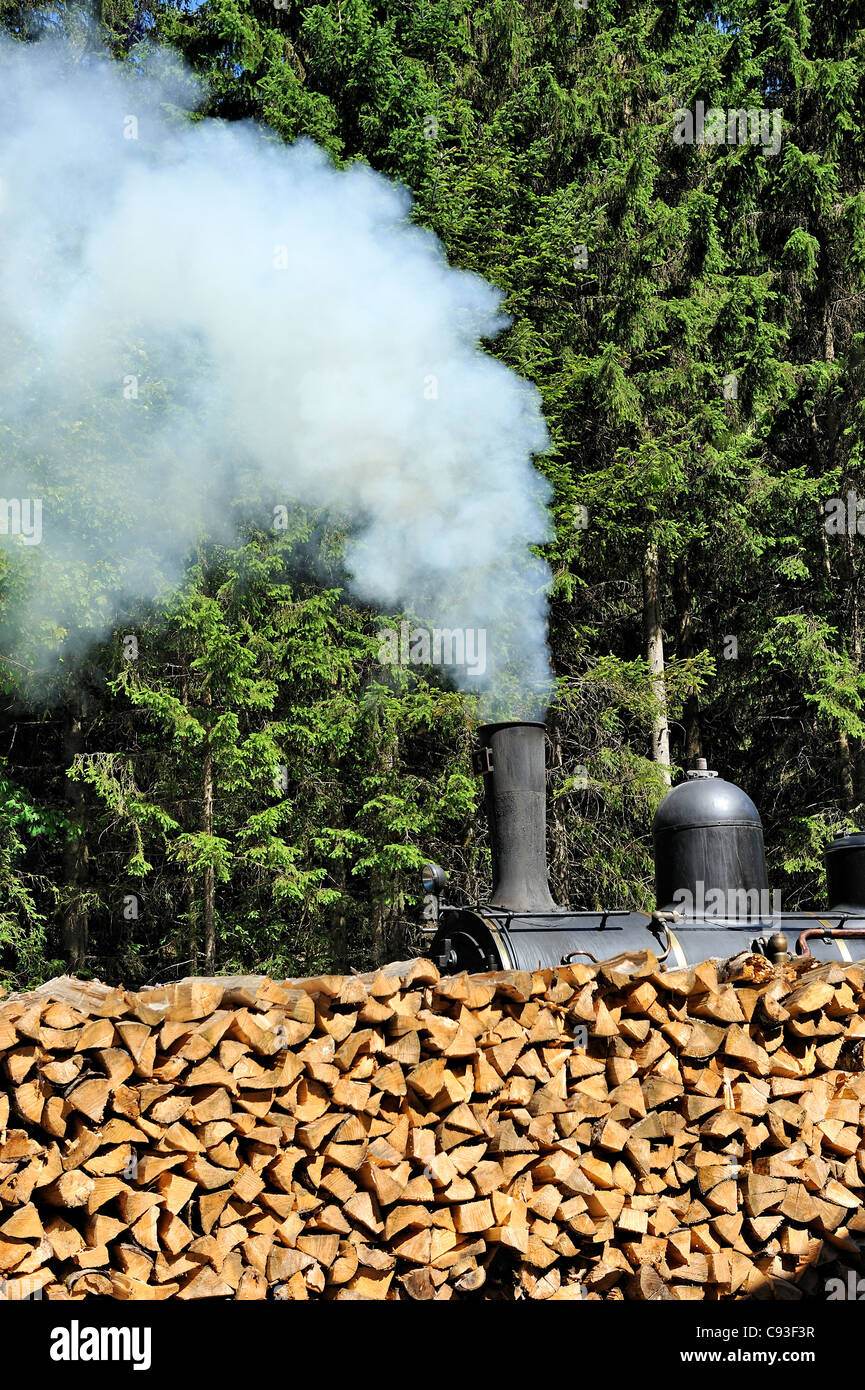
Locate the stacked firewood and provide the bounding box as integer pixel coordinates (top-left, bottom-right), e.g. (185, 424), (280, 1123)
(1, 948), (865, 1300)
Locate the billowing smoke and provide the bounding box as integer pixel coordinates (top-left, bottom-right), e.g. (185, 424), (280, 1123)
(0, 37), (553, 715)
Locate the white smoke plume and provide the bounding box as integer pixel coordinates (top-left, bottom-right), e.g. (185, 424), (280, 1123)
(0, 36), (553, 714)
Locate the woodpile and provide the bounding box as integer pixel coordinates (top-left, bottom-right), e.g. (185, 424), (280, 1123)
(2, 948), (865, 1299)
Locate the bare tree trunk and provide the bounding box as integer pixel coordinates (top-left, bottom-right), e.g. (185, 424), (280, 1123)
(202, 689), (215, 974)
(370, 730), (399, 965)
(370, 872), (400, 966)
(839, 728), (856, 811)
(331, 881), (349, 972)
(843, 490), (865, 815)
(812, 335), (862, 815)
(673, 557), (702, 764)
(643, 538), (671, 784)
(329, 749), (350, 971)
(62, 690), (89, 969)
(177, 663), (199, 970)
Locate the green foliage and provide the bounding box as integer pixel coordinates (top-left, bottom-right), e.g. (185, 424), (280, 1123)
(0, 760), (54, 986)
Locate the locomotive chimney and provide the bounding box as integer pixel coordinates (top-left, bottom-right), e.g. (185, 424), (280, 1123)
(474, 720), (558, 912)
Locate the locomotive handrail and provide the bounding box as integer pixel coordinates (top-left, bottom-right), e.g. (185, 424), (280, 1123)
(484, 908), (634, 922)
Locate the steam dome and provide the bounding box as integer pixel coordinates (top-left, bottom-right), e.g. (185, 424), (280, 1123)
(653, 762), (769, 919)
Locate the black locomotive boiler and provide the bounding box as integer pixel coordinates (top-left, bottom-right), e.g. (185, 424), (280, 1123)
(424, 720), (865, 974)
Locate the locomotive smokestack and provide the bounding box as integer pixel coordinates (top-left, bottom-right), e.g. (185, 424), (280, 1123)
(474, 721), (558, 912)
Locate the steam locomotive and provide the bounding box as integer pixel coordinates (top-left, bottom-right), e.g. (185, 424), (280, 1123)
(424, 720), (865, 974)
